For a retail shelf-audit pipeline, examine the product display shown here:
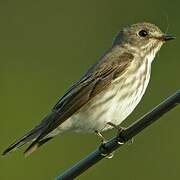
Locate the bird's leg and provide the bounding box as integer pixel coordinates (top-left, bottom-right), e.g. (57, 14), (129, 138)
(107, 122), (134, 145)
(107, 122), (125, 131)
(107, 122), (126, 145)
(94, 130), (106, 144)
(94, 130), (113, 159)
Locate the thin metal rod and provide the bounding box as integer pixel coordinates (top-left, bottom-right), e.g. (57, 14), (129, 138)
(55, 90), (180, 180)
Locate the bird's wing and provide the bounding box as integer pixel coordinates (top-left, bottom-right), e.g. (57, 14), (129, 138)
(32, 51), (133, 141)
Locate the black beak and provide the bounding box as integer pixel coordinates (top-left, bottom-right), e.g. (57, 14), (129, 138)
(162, 34), (175, 41)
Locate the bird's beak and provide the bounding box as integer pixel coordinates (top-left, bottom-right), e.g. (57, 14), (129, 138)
(161, 34), (175, 41)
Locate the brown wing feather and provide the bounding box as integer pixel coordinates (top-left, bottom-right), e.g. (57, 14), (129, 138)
(32, 52), (133, 140)
(23, 51), (133, 155)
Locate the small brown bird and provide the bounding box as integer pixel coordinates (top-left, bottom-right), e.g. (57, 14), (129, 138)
(2, 22), (174, 157)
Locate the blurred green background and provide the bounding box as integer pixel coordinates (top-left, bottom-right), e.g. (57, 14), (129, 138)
(0, 0), (179, 179)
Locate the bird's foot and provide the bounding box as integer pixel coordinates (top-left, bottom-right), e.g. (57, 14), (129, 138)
(98, 142), (114, 159)
(107, 122), (126, 145)
(94, 130), (106, 144)
(95, 130), (114, 159)
(107, 122), (134, 145)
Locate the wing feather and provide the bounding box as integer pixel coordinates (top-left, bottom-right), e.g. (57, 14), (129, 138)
(33, 51), (133, 142)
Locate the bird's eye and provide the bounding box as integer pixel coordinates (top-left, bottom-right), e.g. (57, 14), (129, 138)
(138, 30), (148, 37)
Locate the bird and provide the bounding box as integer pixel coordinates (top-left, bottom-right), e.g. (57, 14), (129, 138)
(2, 22), (174, 157)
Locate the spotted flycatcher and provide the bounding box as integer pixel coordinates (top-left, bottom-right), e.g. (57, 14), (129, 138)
(2, 22), (174, 156)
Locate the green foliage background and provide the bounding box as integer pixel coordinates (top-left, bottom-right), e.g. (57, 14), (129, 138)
(0, 0), (179, 179)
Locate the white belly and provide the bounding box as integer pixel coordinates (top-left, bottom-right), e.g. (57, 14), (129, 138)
(49, 58), (151, 135)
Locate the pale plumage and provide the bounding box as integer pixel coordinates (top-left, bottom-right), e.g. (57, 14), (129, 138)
(54, 38), (163, 134)
(2, 22), (174, 156)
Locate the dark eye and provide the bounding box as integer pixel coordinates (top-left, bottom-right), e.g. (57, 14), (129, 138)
(138, 30), (148, 37)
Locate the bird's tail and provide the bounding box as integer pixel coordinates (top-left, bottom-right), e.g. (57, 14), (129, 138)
(2, 112), (56, 157)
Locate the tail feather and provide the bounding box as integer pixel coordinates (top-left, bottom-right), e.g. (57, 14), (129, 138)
(24, 137), (53, 157)
(2, 111), (57, 156)
(2, 125), (43, 156)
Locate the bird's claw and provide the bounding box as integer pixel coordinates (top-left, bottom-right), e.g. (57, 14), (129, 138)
(117, 140), (124, 145)
(99, 143), (114, 159)
(107, 122), (126, 145)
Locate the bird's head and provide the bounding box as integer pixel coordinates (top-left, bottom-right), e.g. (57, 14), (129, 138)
(113, 22), (175, 55)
